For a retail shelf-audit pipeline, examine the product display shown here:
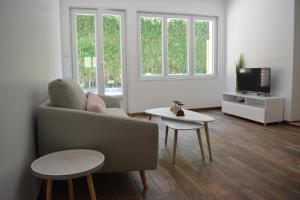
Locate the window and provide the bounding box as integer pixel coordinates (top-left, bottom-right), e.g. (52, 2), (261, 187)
(71, 9), (126, 96)
(167, 18), (189, 75)
(102, 14), (123, 95)
(138, 13), (217, 79)
(75, 14), (97, 91)
(194, 19), (213, 74)
(140, 16), (163, 76)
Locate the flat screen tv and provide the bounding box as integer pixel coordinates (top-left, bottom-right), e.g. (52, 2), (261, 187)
(238, 68), (271, 94)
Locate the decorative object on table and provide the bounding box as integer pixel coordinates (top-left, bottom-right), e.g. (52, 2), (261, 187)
(235, 54), (245, 91)
(31, 149), (105, 200)
(170, 101), (185, 116)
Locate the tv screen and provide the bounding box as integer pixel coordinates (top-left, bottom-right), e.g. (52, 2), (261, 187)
(238, 68), (271, 93)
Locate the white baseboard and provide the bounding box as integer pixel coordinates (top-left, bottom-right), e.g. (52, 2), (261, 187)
(290, 121), (300, 127)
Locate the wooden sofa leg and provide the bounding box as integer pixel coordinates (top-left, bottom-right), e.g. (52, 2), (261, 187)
(139, 170), (148, 189)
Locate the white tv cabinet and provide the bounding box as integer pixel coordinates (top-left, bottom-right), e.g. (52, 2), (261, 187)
(222, 92), (285, 125)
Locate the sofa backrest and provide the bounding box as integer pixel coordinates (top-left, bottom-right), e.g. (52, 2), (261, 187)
(48, 78), (87, 110)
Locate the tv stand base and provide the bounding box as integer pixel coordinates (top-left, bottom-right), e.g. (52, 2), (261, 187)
(222, 92), (285, 125)
(257, 92), (270, 96)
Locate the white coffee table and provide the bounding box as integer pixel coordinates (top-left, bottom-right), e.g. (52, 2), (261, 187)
(31, 149), (105, 200)
(145, 107), (215, 161)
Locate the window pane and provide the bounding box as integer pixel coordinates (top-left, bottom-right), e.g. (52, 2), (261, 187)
(168, 18), (188, 75)
(75, 15), (97, 92)
(103, 14), (122, 95)
(195, 20), (213, 74)
(140, 17), (163, 76)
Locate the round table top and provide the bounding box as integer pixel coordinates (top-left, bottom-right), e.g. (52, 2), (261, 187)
(31, 149), (105, 180)
(163, 118), (203, 130)
(145, 107), (215, 123)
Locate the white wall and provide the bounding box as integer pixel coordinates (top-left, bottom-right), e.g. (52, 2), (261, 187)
(0, 0), (62, 199)
(60, 0), (226, 112)
(225, 0), (295, 120)
(291, 0), (300, 121)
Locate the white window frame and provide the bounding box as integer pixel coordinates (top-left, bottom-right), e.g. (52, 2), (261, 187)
(70, 8), (127, 96)
(137, 12), (218, 80)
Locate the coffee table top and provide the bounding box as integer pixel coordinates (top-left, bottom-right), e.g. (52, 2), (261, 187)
(31, 149), (105, 180)
(145, 107), (215, 123)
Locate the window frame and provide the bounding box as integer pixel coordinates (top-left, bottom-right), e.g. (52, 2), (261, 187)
(137, 12), (218, 80)
(70, 8), (127, 96)
(101, 10), (126, 96)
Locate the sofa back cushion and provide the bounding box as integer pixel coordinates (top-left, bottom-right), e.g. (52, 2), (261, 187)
(86, 92), (107, 113)
(48, 78), (87, 110)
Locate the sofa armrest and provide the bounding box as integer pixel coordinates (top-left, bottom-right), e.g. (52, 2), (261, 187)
(98, 95), (121, 108)
(37, 106), (158, 172)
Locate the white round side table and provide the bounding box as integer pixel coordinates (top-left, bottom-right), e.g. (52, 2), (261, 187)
(31, 149), (105, 200)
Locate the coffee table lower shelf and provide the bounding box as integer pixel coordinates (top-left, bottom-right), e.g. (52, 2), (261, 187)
(163, 119), (213, 164)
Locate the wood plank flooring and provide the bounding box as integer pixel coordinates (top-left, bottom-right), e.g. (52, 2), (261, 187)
(38, 111), (300, 200)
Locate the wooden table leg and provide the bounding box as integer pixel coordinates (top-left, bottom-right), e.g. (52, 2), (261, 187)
(196, 129), (205, 160)
(139, 170), (148, 189)
(165, 125), (169, 146)
(46, 180), (53, 200)
(68, 179), (75, 200)
(204, 122), (213, 161)
(172, 129), (178, 165)
(87, 175), (97, 200)
(148, 114), (152, 120)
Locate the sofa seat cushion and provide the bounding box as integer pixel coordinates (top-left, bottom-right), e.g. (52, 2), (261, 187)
(105, 108), (128, 118)
(48, 78), (87, 110)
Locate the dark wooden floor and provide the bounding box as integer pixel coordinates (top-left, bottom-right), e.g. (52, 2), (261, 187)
(39, 111), (300, 200)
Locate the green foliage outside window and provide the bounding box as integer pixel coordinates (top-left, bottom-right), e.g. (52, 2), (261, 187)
(103, 15), (122, 88)
(168, 18), (188, 74)
(76, 15), (97, 89)
(140, 17), (212, 75)
(195, 20), (210, 74)
(141, 17), (163, 75)
(76, 14), (123, 90)
(76, 15), (213, 91)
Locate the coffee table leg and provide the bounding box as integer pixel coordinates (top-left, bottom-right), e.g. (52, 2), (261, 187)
(46, 180), (53, 200)
(172, 129), (178, 165)
(204, 122), (212, 161)
(68, 179), (75, 200)
(196, 129), (205, 160)
(165, 125), (169, 146)
(87, 175), (97, 200)
(139, 170), (148, 189)
(148, 114), (152, 120)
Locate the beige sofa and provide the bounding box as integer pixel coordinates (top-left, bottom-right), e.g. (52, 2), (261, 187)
(37, 79), (159, 188)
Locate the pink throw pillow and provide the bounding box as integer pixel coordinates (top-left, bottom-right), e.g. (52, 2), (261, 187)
(86, 92), (107, 113)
